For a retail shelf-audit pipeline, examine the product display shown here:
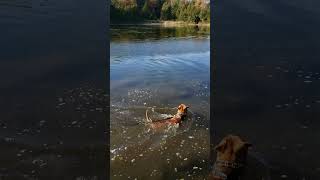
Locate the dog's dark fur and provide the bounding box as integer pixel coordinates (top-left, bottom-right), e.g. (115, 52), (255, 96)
(209, 135), (252, 180)
(146, 104), (189, 129)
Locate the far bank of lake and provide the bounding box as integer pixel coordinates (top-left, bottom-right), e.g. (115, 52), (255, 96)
(111, 20), (210, 27)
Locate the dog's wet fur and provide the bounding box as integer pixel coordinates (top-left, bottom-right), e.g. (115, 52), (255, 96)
(209, 135), (252, 180)
(145, 104), (189, 129)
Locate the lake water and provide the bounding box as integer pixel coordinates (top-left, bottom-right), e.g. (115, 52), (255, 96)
(0, 0), (107, 179)
(214, 0), (320, 179)
(110, 25), (210, 179)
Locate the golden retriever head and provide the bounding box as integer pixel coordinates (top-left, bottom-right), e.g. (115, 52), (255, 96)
(177, 104), (189, 115)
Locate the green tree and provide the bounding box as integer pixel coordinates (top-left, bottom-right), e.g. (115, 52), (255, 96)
(110, 0), (210, 23)
(161, 1), (172, 20)
(142, 1), (152, 18)
(199, 7), (210, 22)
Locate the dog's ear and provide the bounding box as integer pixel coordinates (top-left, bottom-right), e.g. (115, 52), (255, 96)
(177, 105), (182, 110)
(214, 139), (227, 152)
(244, 142), (252, 148)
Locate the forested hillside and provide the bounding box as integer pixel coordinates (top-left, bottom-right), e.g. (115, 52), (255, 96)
(110, 0), (210, 23)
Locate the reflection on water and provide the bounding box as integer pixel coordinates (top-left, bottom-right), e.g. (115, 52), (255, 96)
(110, 25), (210, 179)
(111, 25), (209, 42)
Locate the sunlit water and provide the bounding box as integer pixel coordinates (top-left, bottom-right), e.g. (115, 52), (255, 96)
(110, 25), (210, 179)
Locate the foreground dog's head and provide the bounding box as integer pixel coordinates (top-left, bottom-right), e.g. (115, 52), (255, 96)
(210, 135), (252, 179)
(177, 104), (189, 115)
(215, 135), (251, 163)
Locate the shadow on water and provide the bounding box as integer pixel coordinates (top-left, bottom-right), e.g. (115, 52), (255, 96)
(111, 25), (210, 42)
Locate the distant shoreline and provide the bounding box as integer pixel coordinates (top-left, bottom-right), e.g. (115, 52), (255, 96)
(111, 20), (210, 27)
(161, 20), (210, 27)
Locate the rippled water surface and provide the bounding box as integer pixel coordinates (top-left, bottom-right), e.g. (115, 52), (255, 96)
(0, 0), (106, 179)
(214, 0), (320, 179)
(110, 25), (210, 179)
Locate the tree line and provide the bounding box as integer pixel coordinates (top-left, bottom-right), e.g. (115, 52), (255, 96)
(111, 0), (210, 23)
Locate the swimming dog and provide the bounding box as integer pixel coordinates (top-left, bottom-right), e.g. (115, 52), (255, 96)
(209, 135), (252, 180)
(145, 104), (189, 129)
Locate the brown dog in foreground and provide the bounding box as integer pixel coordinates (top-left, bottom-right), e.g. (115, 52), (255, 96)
(209, 135), (252, 180)
(145, 104), (189, 129)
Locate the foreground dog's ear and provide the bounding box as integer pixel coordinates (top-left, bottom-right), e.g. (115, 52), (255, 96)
(214, 139), (227, 152)
(244, 142), (252, 148)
